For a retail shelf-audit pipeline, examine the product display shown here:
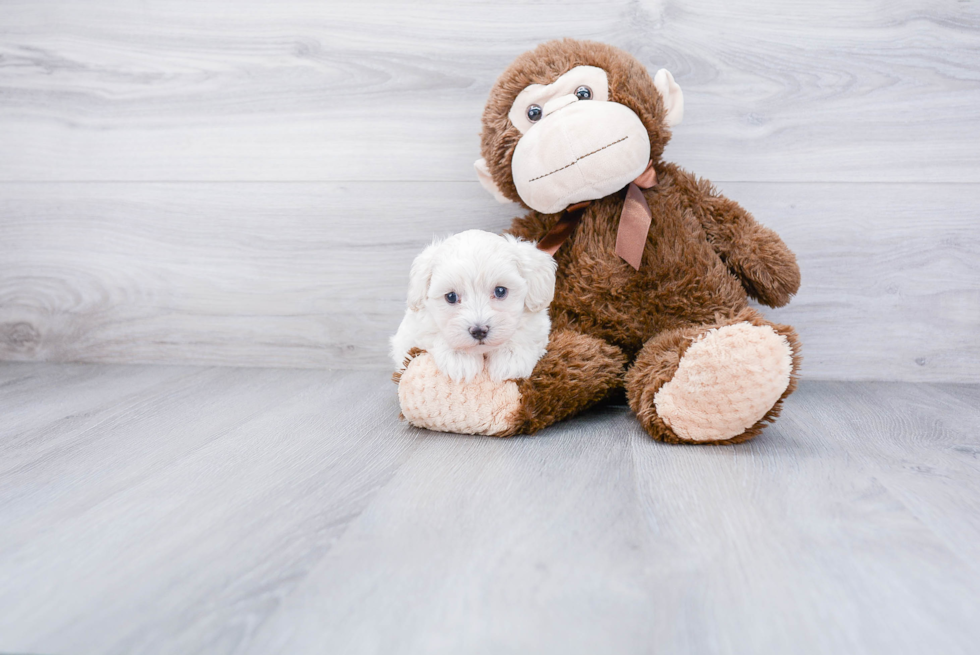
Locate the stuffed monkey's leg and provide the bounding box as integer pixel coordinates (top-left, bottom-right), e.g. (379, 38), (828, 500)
(397, 329), (626, 436)
(504, 328), (626, 436)
(625, 309), (801, 445)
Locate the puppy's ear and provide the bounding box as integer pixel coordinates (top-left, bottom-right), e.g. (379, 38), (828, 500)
(508, 235), (557, 313)
(406, 240), (439, 311)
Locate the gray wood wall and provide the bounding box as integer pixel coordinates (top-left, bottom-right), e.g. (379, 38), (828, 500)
(1, 0), (978, 382)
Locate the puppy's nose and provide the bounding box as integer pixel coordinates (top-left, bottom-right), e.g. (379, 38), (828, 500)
(469, 325), (489, 341)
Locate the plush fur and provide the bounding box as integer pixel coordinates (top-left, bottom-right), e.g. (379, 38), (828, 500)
(396, 349), (525, 435)
(396, 39), (802, 444)
(390, 230), (557, 383)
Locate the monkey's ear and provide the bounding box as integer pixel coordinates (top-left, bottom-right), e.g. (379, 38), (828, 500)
(653, 69), (684, 127)
(474, 158), (514, 204)
(406, 241), (439, 311)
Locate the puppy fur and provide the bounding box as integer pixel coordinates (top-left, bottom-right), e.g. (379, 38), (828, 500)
(391, 230), (557, 383)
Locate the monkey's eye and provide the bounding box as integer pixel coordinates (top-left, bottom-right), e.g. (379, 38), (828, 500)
(526, 105), (542, 122)
(575, 85), (593, 100)
(494, 286), (508, 299)
(445, 291), (458, 304)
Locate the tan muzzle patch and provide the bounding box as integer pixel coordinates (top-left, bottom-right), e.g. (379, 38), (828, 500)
(511, 100), (651, 214)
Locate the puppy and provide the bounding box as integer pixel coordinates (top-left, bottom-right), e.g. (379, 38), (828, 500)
(390, 229), (557, 383)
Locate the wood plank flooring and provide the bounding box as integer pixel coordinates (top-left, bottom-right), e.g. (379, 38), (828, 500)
(2, 0), (979, 379)
(2, 363), (979, 654)
(2, 181), (977, 381)
(2, 1), (978, 183)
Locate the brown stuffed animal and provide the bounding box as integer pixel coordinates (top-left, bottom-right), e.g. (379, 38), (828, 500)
(396, 39), (801, 445)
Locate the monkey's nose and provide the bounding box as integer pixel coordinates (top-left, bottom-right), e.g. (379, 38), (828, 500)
(542, 94), (578, 118)
(469, 326), (489, 340)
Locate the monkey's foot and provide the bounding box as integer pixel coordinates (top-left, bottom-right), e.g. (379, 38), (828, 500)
(653, 322), (794, 443)
(396, 352), (522, 436)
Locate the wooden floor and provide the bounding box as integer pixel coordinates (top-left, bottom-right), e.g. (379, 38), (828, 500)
(1, 363), (978, 654)
(3, 1), (979, 381)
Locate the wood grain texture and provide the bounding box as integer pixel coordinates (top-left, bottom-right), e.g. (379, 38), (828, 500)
(1, 181), (977, 381)
(0, 364), (421, 655)
(1, 0), (978, 379)
(0, 0), (978, 183)
(1, 364), (979, 654)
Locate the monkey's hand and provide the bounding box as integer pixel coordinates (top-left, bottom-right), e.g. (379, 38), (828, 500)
(722, 222), (801, 308)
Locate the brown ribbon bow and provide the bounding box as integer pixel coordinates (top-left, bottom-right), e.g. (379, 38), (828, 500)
(536, 160), (658, 270)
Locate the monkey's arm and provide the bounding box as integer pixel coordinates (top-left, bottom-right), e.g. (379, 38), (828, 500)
(666, 164), (801, 308)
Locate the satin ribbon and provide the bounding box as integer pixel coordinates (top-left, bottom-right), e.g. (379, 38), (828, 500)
(536, 160), (658, 270)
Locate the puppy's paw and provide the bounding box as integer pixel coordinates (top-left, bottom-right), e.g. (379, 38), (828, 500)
(432, 347), (484, 383)
(485, 345), (542, 382)
(397, 353), (523, 436)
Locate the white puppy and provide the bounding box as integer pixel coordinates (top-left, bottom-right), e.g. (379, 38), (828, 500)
(390, 229), (557, 383)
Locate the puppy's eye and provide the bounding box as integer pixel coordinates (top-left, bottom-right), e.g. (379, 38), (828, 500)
(526, 105), (542, 122)
(445, 291), (458, 304)
(494, 286), (508, 299)
(575, 85), (592, 100)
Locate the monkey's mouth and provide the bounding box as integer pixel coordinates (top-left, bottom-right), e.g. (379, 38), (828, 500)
(528, 135), (630, 183)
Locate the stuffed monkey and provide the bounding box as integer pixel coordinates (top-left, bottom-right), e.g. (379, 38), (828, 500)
(396, 39), (801, 444)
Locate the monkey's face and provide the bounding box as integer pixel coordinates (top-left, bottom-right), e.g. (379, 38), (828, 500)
(476, 40), (684, 215)
(507, 65), (650, 214)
